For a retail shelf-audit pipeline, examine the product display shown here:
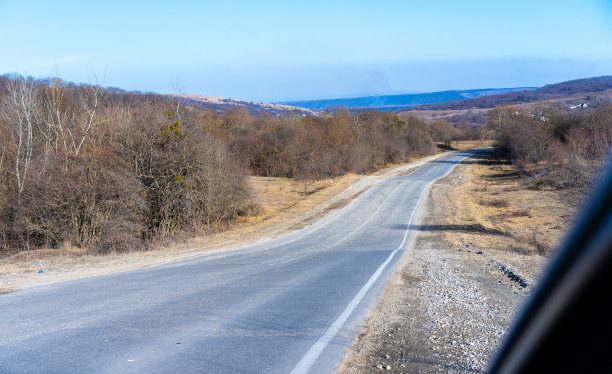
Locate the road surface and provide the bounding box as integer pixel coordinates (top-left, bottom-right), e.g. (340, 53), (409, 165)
(0, 150), (477, 374)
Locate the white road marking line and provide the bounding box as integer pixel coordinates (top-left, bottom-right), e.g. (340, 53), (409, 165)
(290, 182), (431, 374)
(338, 197), (387, 243)
(268, 253), (311, 266)
(255, 187), (377, 255)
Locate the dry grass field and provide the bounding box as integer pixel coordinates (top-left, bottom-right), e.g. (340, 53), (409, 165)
(439, 151), (575, 281)
(398, 108), (489, 122)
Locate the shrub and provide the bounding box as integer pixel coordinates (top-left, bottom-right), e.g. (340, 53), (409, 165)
(119, 106), (249, 236)
(11, 152), (146, 253)
(486, 103), (612, 200)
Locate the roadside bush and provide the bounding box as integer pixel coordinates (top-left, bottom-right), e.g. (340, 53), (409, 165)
(429, 120), (457, 148)
(404, 116), (436, 157)
(11, 152), (146, 253)
(119, 106), (249, 236)
(486, 103), (612, 199)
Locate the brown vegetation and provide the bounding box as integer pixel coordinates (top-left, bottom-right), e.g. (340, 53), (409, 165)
(0, 172), (363, 289)
(0, 74), (467, 257)
(0, 76), (248, 255)
(228, 109), (439, 179)
(484, 102), (612, 202)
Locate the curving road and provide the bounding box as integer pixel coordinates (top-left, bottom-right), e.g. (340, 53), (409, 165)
(0, 150), (478, 374)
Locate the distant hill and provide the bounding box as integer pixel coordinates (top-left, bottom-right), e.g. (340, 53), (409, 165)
(279, 87), (535, 111)
(170, 76), (611, 117)
(414, 76), (612, 110)
(174, 94), (317, 116)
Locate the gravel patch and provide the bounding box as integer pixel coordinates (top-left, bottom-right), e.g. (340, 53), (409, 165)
(412, 238), (521, 372)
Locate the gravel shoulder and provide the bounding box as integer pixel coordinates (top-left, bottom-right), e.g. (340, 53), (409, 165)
(339, 153), (555, 374)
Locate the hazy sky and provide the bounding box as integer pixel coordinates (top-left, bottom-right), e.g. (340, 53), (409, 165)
(1, 0), (611, 101)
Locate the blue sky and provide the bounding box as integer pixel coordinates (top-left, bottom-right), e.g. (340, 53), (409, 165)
(0, 0), (611, 101)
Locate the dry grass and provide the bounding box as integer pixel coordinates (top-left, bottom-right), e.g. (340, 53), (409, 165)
(240, 177), (350, 222)
(479, 198), (510, 208)
(398, 108), (490, 122)
(439, 151), (575, 279)
(451, 139), (494, 151)
(226, 174), (362, 238)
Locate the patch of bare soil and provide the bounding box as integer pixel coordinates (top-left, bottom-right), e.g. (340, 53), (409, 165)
(339, 150), (573, 373)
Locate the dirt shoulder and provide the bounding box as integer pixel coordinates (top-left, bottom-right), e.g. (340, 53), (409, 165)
(339, 150), (573, 373)
(0, 151), (454, 292)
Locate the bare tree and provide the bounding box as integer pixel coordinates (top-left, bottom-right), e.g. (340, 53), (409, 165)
(40, 77), (68, 162)
(430, 120), (457, 148)
(6, 77), (40, 195)
(39, 74), (105, 163)
(72, 82), (103, 155)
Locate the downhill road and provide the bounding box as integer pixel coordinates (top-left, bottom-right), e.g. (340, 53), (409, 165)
(0, 150), (477, 374)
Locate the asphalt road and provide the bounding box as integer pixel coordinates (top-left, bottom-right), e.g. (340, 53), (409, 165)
(0, 150), (477, 374)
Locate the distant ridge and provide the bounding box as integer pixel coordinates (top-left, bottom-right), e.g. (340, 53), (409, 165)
(279, 87), (535, 111)
(174, 76), (611, 116)
(174, 94), (317, 116)
(414, 76), (612, 110)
